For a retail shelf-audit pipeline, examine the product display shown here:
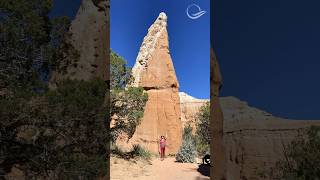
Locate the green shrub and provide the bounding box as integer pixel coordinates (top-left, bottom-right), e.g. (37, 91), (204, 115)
(0, 1), (107, 178)
(195, 102), (210, 156)
(110, 50), (148, 142)
(0, 78), (109, 179)
(110, 50), (132, 89)
(270, 126), (320, 180)
(111, 144), (124, 156)
(110, 87), (148, 142)
(196, 102), (210, 144)
(131, 144), (151, 160)
(176, 125), (197, 163)
(196, 142), (209, 156)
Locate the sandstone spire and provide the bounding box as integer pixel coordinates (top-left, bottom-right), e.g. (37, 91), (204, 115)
(118, 13), (182, 154)
(129, 12), (179, 89)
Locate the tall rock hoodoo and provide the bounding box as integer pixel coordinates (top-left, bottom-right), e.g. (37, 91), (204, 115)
(126, 12), (182, 154)
(49, 0), (108, 87)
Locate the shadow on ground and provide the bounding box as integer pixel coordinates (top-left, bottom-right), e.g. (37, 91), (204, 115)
(197, 164), (210, 177)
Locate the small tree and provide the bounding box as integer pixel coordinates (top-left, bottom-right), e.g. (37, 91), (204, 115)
(110, 50), (148, 142)
(0, 0), (78, 89)
(176, 125), (197, 163)
(0, 79), (109, 179)
(195, 102), (210, 155)
(110, 50), (132, 89)
(110, 87), (148, 141)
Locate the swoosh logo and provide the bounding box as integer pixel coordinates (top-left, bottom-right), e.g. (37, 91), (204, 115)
(186, 4), (207, 20)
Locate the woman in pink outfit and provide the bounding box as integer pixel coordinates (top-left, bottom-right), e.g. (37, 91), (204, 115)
(159, 136), (166, 161)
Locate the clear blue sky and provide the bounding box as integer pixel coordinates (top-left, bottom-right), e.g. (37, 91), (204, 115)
(50, 1), (210, 99)
(50, 0), (81, 19)
(50, 0), (320, 119)
(214, 0), (320, 120)
(111, 0), (210, 99)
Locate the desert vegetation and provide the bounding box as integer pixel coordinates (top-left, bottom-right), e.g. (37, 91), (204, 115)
(176, 102), (210, 163)
(111, 144), (151, 161)
(0, 0), (109, 178)
(109, 50), (148, 143)
(176, 125), (197, 163)
(109, 50), (150, 160)
(195, 102), (210, 156)
(269, 126), (320, 180)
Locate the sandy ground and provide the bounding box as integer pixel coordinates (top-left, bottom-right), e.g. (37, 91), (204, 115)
(110, 156), (210, 180)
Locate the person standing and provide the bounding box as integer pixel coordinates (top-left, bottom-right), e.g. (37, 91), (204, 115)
(159, 136), (166, 161)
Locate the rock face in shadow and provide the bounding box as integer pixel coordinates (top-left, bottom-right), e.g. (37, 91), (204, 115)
(221, 97), (320, 180)
(49, 0), (108, 87)
(5, 1), (110, 179)
(210, 49), (226, 180)
(124, 12), (182, 154)
(176, 93), (320, 179)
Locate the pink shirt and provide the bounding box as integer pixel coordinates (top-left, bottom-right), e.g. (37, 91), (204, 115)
(160, 139), (166, 148)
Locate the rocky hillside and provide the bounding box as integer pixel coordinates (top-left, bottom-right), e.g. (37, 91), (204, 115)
(220, 97), (320, 179)
(179, 92), (208, 131)
(178, 94), (320, 179)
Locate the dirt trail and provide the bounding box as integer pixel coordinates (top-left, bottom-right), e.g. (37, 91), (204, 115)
(111, 156), (210, 180)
